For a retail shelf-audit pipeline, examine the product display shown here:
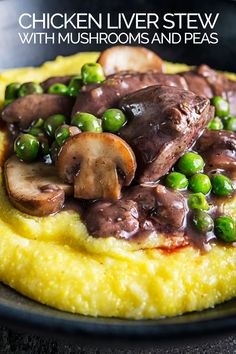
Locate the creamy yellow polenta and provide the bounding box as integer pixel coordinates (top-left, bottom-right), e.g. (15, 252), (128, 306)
(0, 54), (236, 319)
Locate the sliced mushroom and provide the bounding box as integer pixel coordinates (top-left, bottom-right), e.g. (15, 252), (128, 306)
(1, 94), (74, 129)
(57, 132), (136, 200)
(97, 46), (164, 76)
(4, 156), (73, 216)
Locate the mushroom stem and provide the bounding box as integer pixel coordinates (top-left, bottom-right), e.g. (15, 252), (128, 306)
(74, 158), (120, 200)
(57, 132), (136, 200)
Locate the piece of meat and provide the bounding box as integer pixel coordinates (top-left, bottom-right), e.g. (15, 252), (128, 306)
(205, 149), (236, 172)
(150, 185), (187, 229)
(1, 94), (74, 129)
(126, 185), (186, 229)
(40, 75), (74, 91)
(195, 65), (229, 98)
(180, 71), (213, 98)
(181, 65), (236, 115)
(196, 129), (236, 174)
(84, 199), (140, 239)
(227, 82), (236, 117)
(119, 85), (213, 183)
(71, 64), (236, 117)
(84, 184), (187, 248)
(71, 71), (187, 117)
(125, 185), (158, 212)
(196, 129), (236, 152)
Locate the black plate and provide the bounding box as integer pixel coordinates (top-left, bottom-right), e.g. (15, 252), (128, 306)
(1, 282), (236, 348)
(0, 0), (236, 347)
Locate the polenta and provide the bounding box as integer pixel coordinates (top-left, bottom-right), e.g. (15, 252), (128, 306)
(0, 50), (235, 319)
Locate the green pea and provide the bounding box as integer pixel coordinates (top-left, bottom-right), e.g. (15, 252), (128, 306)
(33, 118), (44, 128)
(18, 82), (43, 97)
(165, 172), (188, 190)
(5, 82), (20, 100)
(39, 136), (50, 156)
(224, 115), (236, 132)
(211, 96), (230, 118)
(50, 141), (60, 163)
(55, 125), (70, 146)
(188, 193), (209, 211)
(28, 118), (45, 136)
(81, 63), (105, 84)
(189, 173), (211, 195)
(67, 76), (83, 97)
(71, 112), (102, 133)
(28, 127), (44, 137)
(211, 174), (233, 197)
(177, 152), (204, 176)
(14, 133), (39, 162)
(214, 216), (236, 242)
(48, 83), (68, 96)
(208, 117), (223, 130)
(192, 210), (214, 233)
(44, 114), (66, 137)
(102, 108), (126, 133)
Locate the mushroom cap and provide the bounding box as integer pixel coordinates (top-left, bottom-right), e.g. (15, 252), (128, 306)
(57, 132), (136, 200)
(4, 156), (73, 216)
(1, 94), (74, 129)
(97, 46), (164, 76)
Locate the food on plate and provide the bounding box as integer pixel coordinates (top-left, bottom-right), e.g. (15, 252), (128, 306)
(72, 63), (236, 117)
(18, 82), (44, 97)
(40, 75), (74, 91)
(0, 46), (235, 319)
(119, 85), (212, 183)
(1, 94), (74, 128)
(5, 156), (73, 216)
(81, 62), (105, 84)
(57, 132), (136, 199)
(97, 45), (164, 75)
(71, 112), (102, 132)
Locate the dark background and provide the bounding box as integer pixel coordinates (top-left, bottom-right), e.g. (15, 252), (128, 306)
(2, 326), (236, 353)
(1, 0), (236, 352)
(0, 0), (236, 71)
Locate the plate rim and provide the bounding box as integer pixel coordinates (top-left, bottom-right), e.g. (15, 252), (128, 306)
(0, 297), (236, 344)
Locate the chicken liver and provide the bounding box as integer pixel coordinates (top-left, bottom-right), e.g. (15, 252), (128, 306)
(119, 85), (213, 183)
